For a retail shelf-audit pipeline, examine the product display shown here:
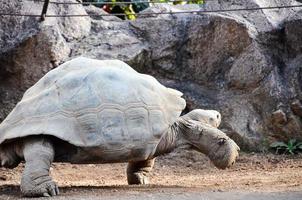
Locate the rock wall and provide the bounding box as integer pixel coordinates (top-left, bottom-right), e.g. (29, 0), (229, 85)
(0, 0), (302, 150)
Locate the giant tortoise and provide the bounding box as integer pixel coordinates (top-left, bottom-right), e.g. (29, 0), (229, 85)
(0, 57), (240, 197)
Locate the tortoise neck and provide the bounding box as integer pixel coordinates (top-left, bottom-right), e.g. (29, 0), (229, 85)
(153, 117), (189, 157)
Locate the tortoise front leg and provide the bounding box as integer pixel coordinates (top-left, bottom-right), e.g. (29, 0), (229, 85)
(21, 137), (59, 197)
(127, 158), (155, 185)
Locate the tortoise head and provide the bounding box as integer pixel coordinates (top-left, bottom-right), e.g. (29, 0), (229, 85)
(179, 110), (239, 169)
(182, 109), (221, 128)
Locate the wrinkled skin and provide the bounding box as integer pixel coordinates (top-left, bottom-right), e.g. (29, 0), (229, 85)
(0, 109), (239, 197)
(178, 119), (240, 169)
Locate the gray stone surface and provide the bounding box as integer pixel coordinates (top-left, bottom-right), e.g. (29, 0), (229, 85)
(1, 0), (302, 150)
(0, 0), (90, 121)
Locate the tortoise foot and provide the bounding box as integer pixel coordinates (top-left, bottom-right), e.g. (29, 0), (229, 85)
(21, 174), (59, 197)
(127, 159), (155, 185)
(127, 172), (150, 185)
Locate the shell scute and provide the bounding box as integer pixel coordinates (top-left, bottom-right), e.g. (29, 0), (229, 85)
(125, 107), (149, 142)
(149, 110), (167, 139)
(97, 109), (126, 143)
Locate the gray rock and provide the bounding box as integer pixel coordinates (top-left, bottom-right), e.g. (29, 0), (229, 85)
(272, 110), (287, 125)
(1, 0), (302, 150)
(284, 10), (302, 57)
(0, 0), (90, 120)
(291, 100), (302, 117)
(203, 0), (301, 32)
(227, 44), (274, 90)
(0, 1), (39, 53)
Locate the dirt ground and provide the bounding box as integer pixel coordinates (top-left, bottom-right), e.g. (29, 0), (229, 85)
(1, 150), (302, 199)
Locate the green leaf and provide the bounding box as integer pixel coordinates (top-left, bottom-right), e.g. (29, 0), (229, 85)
(288, 139), (297, 146)
(288, 149), (295, 155)
(270, 142), (288, 148)
(188, 0), (204, 4)
(295, 142), (302, 146)
(124, 5), (136, 20)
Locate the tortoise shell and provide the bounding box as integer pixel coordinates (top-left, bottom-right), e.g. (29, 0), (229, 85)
(0, 57), (186, 158)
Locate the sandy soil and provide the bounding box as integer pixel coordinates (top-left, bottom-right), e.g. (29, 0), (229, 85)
(1, 150), (302, 199)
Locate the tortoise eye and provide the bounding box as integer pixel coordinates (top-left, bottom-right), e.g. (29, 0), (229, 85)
(218, 138), (226, 145)
(217, 115), (219, 119)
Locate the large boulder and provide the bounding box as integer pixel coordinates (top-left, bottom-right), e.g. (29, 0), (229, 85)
(204, 0), (301, 32)
(0, 0), (90, 120)
(0, 0), (302, 150)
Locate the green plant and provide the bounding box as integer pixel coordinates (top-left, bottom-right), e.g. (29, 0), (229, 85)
(270, 139), (302, 155)
(83, 0), (205, 20)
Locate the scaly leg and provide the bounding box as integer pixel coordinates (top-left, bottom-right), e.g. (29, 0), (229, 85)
(127, 158), (155, 185)
(21, 137), (59, 197)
